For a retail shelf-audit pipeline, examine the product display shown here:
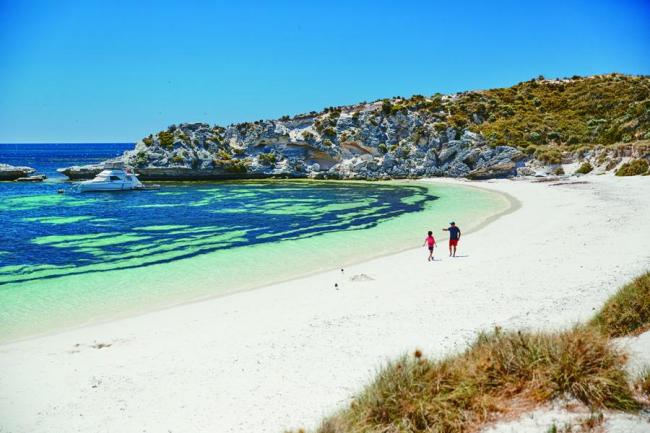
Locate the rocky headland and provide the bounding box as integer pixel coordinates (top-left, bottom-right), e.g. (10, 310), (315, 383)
(59, 74), (650, 181)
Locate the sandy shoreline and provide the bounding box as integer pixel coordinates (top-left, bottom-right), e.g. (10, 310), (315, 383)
(1, 176), (649, 433)
(0, 180), (508, 347)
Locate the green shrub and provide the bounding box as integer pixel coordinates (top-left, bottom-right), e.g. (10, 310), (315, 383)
(135, 152), (148, 167)
(143, 135), (153, 146)
(576, 162), (593, 174)
(322, 127), (336, 138)
(224, 159), (248, 173)
(554, 166), (565, 175)
(535, 148), (563, 165)
(615, 159), (649, 176)
(217, 150), (231, 160)
(301, 131), (314, 141)
(381, 100), (393, 115)
(258, 152), (277, 165)
(158, 131), (174, 149)
(377, 143), (388, 154)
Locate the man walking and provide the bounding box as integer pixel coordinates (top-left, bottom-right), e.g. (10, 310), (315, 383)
(443, 221), (461, 257)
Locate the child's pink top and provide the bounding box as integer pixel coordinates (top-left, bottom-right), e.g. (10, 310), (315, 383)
(425, 236), (435, 246)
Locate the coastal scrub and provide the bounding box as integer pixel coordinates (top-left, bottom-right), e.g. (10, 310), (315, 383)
(589, 272), (650, 337)
(615, 159), (649, 176)
(313, 328), (636, 433)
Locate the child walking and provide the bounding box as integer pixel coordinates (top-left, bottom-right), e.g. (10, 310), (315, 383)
(423, 231), (437, 261)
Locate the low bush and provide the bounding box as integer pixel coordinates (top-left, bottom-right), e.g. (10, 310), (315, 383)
(217, 150), (231, 160)
(576, 162), (593, 174)
(535, 148), (563, 165)
(615, 159), (649, 176)
(223, 159), (249, 173)
(323, 127), (337, 138)
(135, 152), (148, 167)
(158, 131), (174, 149)
(258, 152), (277, 165)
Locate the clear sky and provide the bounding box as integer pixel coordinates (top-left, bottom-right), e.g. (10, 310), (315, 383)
(1, 0), (648, 143)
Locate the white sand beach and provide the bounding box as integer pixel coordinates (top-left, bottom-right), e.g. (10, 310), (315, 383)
(1, 176), (649, 433)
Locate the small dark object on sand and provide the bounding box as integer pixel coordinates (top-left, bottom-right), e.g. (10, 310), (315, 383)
(335, 283), (338, 289)
(341, 268), (344, 272)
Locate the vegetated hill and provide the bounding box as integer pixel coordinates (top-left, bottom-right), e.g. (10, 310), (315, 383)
(449, 74), (650, 149)
(60, 74), (650, 180)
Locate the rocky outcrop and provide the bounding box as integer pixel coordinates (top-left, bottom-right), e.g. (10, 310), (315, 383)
(466, 162), (517, 180)
(0, 164), (35, 181)
(55, 74), (650, 181)
(59, 112), (524, 181)
(57, 164), (104, 180)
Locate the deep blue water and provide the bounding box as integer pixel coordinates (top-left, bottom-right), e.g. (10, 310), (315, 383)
(0, 144), (436, 287)
(0, 143), (132, 178)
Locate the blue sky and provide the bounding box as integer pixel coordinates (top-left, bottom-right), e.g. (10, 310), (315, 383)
(1, 0), (648, 143)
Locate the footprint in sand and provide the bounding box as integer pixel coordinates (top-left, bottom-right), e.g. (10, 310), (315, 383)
(68, 339), (123, 354)
(349, 273), (374, 282)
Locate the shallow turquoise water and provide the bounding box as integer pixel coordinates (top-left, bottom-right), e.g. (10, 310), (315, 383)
(0, 180), (509, 342)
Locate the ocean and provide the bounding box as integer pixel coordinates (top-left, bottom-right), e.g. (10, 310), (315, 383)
(0, 143), (510, 342)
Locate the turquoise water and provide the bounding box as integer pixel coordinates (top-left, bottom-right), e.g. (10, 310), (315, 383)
(0, 178), (510, 342)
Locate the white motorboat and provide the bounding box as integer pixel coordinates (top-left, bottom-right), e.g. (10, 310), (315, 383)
(77, 167), (143, 192)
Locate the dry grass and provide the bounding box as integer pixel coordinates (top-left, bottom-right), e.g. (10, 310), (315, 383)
(576, 412), (605, 432)
(313, 328), (637, 433)
(634, 368), (650, 397)
(589, 272), (650, 337)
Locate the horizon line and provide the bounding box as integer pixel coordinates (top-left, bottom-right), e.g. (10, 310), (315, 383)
(0, 142), (135, 145)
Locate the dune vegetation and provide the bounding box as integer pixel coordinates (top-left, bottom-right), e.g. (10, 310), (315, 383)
(291, 273), (650, 433)
(615, 159), (649, 176)
(589, 272), (650, 337)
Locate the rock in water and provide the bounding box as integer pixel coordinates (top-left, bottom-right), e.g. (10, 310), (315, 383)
(0, 164), (36, 181)
(15, 175), (47, 182)
(466, 162), (517, 180)
(57, 164), (105, 180)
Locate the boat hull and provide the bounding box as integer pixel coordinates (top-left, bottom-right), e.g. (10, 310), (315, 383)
(78, 182), (142, 192)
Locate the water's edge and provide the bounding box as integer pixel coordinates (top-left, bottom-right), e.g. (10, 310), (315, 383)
(1, 179), (517, 346)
